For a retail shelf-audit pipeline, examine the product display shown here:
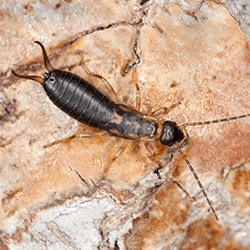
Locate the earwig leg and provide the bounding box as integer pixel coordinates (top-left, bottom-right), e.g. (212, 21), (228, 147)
(73, 168), (102, 195)
(135, 82), (141, 111)
(179, 128), (189, 148)
(150, 102), (181, 118)
(143, 141), (166, 179)
(103, 140), (129, 175)
(222, 160), (250, 181)
(143, 141), (163, 179)
(143, 141), (156, 157)
(44, 131), (108, 148)
(74, 169), (89, 186)
(80, 63), (118, 103)
(171, 179), (196, 202)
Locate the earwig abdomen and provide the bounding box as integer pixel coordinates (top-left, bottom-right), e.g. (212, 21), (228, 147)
(43, 70), (116, 129)
(42, 69), (158, 139)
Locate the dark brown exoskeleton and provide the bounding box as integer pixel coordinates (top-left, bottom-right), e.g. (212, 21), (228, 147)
(12, 41), (250, 221)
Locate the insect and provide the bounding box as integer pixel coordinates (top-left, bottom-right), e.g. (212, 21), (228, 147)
(12, 41), (250, 221)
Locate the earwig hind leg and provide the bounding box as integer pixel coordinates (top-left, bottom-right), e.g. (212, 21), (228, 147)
(44, 131), (108, 148)
(103, 140), (129, 175)
(73, 168), (102, 194)
(73, 168), (89, 186)
(80, 62), (118, 103)
(150, 102), (181, 118)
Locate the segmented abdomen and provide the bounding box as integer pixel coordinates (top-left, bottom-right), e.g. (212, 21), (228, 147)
(43, 70), (116, 129)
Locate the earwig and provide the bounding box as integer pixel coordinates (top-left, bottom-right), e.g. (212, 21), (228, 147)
(12, 41), (250, 221)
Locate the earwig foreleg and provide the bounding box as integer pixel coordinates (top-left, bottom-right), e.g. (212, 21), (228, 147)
(150, 102), (181, 117)
(178, 127), (189, 148)
(44, 131), (108, 148)
(143, 141), (170, 179)
(143, 141), (163, 178)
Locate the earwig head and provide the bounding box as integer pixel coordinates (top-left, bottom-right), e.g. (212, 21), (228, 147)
(12, 41), (54, 85)
(160, 121), (185, 146)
